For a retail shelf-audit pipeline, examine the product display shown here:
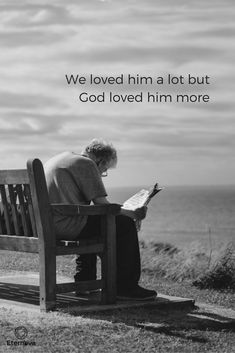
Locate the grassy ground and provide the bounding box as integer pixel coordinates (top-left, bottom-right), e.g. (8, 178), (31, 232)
(0, 304), (234, 353)
(0, 242), (234, 353)
(140, 240), (235, 309)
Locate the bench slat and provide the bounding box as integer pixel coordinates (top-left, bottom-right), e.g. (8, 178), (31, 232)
(16, 184), (32, 236)
(8, 185), (22, 235)
(52, 203), (121, 216)
(24, 184), (37, 237)
(56, 279), (104, 294)
(0, 170), (29, 184)
(0, 208), (4, 233)
(0, 185), (14, 234)
(56, 243), (104, 256)
(0, 235), (38, 252)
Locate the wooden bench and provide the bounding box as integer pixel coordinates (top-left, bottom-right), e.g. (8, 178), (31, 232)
(0, 159), (120, 311)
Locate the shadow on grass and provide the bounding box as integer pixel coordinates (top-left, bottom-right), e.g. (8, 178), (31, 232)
(83, 306), (235, 344)
(0, 281), (234, 345)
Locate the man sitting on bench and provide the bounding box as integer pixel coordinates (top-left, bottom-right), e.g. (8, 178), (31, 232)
(44, 139), (157, 300)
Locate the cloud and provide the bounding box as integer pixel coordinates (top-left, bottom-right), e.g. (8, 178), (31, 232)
(0, 4), (75, 28)
(0, 0), (234, 184)
(0, 91), (65, 110)
(0, 30), (70, 47)
(59, 45), (221, 65)
(189, 26), (235, 39)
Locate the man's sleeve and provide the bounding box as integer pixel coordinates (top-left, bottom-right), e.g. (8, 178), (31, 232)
(73, 158), (107, 202)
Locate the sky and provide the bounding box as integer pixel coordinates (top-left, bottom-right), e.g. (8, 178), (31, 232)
(0, 0), (235, 187)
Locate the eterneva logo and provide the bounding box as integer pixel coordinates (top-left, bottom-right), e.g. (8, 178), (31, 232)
(6, 326), (36, 346)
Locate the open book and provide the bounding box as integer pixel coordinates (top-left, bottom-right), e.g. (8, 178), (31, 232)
(123, 183), (163, 231)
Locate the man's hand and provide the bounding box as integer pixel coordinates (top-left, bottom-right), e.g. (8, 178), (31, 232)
(121, 205), (147, 220)
(93, 196), (147, 221)
(132, 206), (147, 220)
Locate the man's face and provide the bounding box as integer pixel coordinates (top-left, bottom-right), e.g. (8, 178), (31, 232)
(97, 160), (108, 177)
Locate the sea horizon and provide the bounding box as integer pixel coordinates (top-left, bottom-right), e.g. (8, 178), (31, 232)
(107, 184), (235, 250)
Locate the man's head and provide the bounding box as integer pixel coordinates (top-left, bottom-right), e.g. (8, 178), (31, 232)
(82, 139), (117, 176)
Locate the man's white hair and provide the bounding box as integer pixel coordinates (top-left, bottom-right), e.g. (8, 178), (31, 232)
(83, 138), (117, 167)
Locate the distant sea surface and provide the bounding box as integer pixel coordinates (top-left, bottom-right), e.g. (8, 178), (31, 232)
(107, 185), (235, 249)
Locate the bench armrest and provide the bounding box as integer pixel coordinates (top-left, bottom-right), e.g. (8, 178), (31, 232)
(51, 203), (121, 216)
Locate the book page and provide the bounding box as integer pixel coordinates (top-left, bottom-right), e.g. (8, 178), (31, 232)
(123, 184), (163, 211)
(123, 189), (150, 210)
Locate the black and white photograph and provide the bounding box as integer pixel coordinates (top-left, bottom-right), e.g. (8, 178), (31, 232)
(0, 0), (234, 352)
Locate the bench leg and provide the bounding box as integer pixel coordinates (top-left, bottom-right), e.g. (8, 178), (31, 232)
(39, 246), (56, 312)
(101, 215), (116, 304)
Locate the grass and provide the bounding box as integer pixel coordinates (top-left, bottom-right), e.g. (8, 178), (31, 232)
(140, 241), (235, 291)
(0, 241), (234, 353)
(0, 305), (234, 353)
(193, 242), (235, 290)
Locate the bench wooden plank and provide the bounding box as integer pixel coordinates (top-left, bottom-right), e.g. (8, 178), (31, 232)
(16, 184), (32, 236)
(58, 238), (100, 247)
(8, 185), (21, 235)
(56, 279), (104, 294)
(0, 207), (5, 233)
(23, 184), (37, 237)
(101, 215), (116, 304)
(52, 203), (121, 216)
(0, 170), (29, 184)
(27, 158), (57, 311)
(56, 243), (104, 256)
(0, 185), (14, 234)
(0, 235), (38, 252)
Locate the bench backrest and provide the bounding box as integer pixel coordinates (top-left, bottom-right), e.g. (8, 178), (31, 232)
(0, 169), (37, 236)
(0, 159), (56, 247)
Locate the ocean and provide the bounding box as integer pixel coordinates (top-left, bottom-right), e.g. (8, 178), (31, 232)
(107, 185), (235, 249)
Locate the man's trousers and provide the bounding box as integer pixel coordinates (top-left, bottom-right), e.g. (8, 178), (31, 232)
(74, 215), (141, 290)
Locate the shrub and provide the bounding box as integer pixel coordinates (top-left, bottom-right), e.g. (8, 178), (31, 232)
(193, 242), (235, 290)
(141, 241), (235, 290)
(141, 241), (208, 281)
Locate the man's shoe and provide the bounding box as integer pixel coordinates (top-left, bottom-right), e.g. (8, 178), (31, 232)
(117, 285), (157, 301)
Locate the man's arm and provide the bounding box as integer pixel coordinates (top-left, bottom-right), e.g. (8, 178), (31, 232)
(93, 196), (109, 205)
(93, 196), (147, 220)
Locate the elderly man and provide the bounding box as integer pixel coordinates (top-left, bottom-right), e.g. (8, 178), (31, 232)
(44, 139), (157, 300)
